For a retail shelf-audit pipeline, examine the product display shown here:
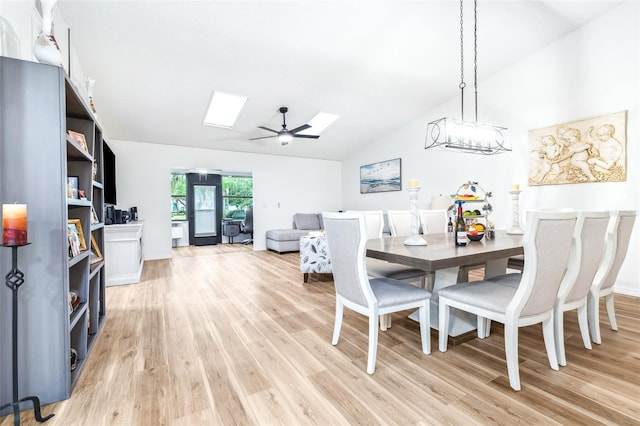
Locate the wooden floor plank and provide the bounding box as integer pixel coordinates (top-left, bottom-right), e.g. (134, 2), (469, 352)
(2, 245), (638, 425)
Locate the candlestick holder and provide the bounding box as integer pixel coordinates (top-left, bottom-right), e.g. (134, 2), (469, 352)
(404, 186), (427, 246)
(1, 243), (54, 425)
(507, 190), (524, 235)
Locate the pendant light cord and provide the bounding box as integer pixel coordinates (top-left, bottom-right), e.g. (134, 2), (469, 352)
(474, 0), (478, 124)
(459, 0), (465, 121)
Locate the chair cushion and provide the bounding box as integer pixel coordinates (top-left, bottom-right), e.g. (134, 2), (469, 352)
(486, 273), (521, 288)
(369, 278), (431, 309)
(294, 213), (322, 230)
(438, 281), (517, 314)
(366, 258), (426, 281)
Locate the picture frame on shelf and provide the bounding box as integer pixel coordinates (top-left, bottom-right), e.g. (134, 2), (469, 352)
(67, 176), (79, 199)
(90, 233), (103, 264)
(67, 223), (81, 257)
(68, 219), (86, 250)
(68, 130), (89, 153)
(91, 205), (99, 224)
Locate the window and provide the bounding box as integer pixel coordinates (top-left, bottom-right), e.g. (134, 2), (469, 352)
(223, 175), (253, 220)
(171, 173), (187, 220)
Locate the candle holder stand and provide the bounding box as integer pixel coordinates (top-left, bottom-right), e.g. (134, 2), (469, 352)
(507, 190), (524, 235)
(404, 186), (427, 246)
(1, 243), (54, 425)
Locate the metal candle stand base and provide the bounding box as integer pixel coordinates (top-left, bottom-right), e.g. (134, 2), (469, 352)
(1, 244), (54, 425)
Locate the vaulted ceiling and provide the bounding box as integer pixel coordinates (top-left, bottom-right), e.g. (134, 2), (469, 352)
(57, 0), (623, 160)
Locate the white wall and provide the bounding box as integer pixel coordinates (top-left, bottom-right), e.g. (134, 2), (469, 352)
(108, 140), (342, 259)
(341, 1), (640, 295)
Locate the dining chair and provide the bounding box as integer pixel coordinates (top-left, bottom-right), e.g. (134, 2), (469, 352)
(419, 209), (448, 235)
(553, 210), (610, 366)
(438, 210), (577, 391)
(386, 210), (413, 237)
(351, 210), (428, 330)
(322, 211), (432, 374)
(587, 210), (637, 344)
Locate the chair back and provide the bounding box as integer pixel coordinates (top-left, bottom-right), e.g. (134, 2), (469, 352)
(510, 211), (577, 318)
(323, 212), (374, 308)
(419, 209), (448, 234)
(558, 211), (610, 305)
(387, 210), (412, 237)
(347, 210), (384, 239)
(592, 210), (637, 293)
(243, 206), (253, 234)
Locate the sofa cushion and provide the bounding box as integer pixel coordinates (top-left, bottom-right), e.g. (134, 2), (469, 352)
(266, 229), (309, 242)
(294, 213), (321, 230)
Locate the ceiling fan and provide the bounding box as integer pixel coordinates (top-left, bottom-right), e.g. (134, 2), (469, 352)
(250, 107), (319, 146)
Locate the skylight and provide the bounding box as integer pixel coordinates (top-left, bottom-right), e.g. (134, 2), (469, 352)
(297, 112), (340, 136)
(203, 91), (249, 128)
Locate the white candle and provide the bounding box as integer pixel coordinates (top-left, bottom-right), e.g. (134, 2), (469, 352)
(408, 179), (419, 188)
(2, 203), (28, 245)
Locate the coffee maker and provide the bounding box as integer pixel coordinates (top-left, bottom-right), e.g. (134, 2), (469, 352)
(130, 207), (138, 221)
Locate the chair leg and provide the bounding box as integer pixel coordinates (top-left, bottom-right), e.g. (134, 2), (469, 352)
(554, 308), (566, 367)
(380, 314), (391, 331)
(504, 322), (521, 391)
(543, 315), (559, 371)
(477, 316), (486, 339)
(367, 314), (379, 374)
(605, 293), (617, 331)
(576, 304), (592, 350)
(303, 273), (309, 283)
(419, 302), (431, 354)
(588, 292), (602, 344)
(332, 302), (344, 345)
(438, 300), (450, 352)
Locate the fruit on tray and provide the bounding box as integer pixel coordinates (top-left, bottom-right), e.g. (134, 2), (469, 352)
(472, 223), (486, 231)
(457, 194), (479, 200)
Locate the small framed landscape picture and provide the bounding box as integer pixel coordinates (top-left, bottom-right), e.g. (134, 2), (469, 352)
(67, 176), (79, 199)
(360, 158), (402, 194)
(68, 130), (89, 153)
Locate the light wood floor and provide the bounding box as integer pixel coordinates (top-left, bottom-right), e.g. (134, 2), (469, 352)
(3, 244), (639, 425)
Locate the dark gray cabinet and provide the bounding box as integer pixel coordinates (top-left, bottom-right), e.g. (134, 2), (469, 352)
(0, 57), (106, 411)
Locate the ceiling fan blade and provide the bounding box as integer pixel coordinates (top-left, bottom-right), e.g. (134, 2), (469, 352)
(293, 134), (320, 139)
(249, 135), (277, 140)
(257, 126), (279, 134)
(289, 124), (311, 134)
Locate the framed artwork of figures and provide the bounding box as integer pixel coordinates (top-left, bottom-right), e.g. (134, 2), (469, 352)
(528, 111), (626, 186)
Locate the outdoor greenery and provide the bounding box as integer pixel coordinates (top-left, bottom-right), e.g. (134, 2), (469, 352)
(170, 173), (253, 221)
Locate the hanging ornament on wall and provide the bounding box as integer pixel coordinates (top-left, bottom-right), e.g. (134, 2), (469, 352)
(33, 0), (62, 66)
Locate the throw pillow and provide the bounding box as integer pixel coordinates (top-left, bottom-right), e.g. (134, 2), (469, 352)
(295, 213), (320, 230)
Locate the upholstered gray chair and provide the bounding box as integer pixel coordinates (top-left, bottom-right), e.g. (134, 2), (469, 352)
(588, 210), (637, 344)
(439, 210), (577, 391)
(419, 209), (448, 235)
(386, 210), (412, 237)
(355, 210), (429, 330)
(553, 211), (610, 365)
(323, 211), (432, 374)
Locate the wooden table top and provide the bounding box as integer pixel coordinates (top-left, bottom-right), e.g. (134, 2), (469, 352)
(366, 230), (524, 272)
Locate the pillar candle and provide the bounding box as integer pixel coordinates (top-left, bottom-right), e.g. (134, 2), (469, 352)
(511, 184), (520, 191)
(2, 204), (28, 245)
(408, 179), (419, 188)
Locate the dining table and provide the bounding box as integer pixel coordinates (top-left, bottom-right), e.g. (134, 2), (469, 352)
(366, 230), (524, 337)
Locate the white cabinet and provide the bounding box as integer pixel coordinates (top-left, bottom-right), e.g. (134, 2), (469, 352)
(105, 222), (144, 286)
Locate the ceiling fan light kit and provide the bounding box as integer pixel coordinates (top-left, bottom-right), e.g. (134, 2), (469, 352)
(425, 0), (511, 155)
(250, 106), (320, 146)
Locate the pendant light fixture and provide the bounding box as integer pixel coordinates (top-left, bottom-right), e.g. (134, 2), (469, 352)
(425, 0), (511, 155)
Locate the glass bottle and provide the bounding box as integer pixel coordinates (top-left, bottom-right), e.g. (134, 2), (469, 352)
(456, 201), (467, 246)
